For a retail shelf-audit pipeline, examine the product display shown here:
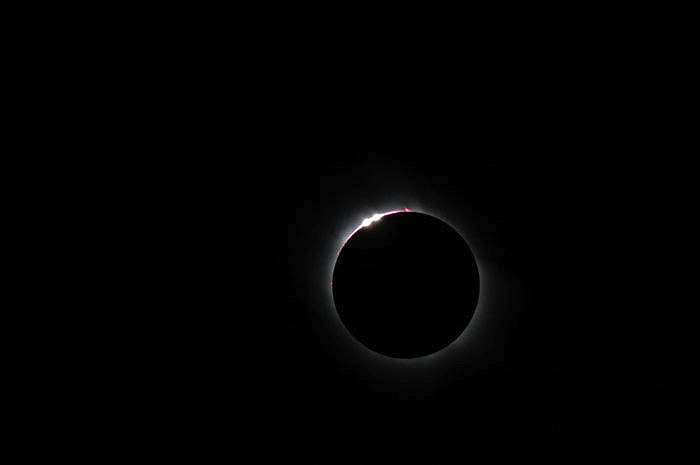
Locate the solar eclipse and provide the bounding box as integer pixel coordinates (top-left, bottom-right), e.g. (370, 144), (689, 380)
(331, 210), (480, 358)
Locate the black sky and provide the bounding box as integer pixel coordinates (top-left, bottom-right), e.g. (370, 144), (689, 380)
(18, 15), (698, 463)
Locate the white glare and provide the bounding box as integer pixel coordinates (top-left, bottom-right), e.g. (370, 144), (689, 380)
(361, 213), (385, 228)
(342, 208), (412, 246)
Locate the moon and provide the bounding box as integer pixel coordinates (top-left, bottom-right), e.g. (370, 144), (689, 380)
(331, 210), (480, 358)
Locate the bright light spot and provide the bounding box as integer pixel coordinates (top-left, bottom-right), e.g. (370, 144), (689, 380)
(343, 208), (412, 245)
(361, 213), (385, 228)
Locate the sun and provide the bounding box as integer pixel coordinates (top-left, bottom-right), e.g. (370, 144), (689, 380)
(320, 200), (491, 365)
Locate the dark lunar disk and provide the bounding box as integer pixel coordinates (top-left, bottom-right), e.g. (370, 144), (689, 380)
(332, 212), (479, 358)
